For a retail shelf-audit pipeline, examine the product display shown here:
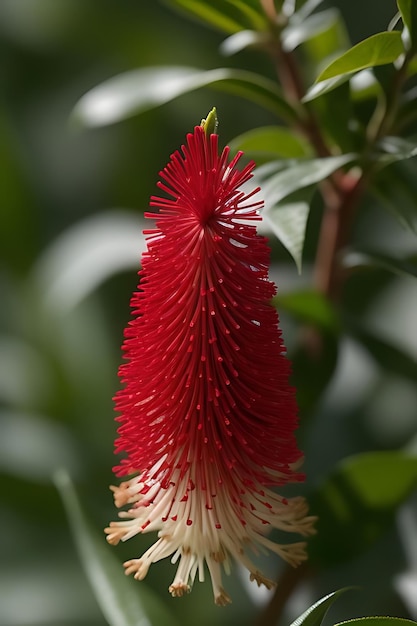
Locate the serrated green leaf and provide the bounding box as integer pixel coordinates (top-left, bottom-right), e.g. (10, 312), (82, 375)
(73, 66), (296, 127)
(336, 618), (417, 626)
(162, 0), (266, 34)
(397, 0), (417, 47)
(309, 451), (417, 565)
(315, 32), (404, 83)
(229, 125), (311, 160)
(290, 588), (354, 626)
(55, 469), (178, 626)
(343, 249), (417, 279)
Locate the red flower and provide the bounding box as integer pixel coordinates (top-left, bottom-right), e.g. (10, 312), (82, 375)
(105, 123), (315, 605)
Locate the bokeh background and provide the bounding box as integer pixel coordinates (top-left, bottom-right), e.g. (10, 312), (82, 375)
(1, 1), (417, 625)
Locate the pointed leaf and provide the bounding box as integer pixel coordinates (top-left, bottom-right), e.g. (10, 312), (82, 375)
(372, 160), (417, 233)
(346, 320), (417, 382)
(315, 31), (404, 82)
(261, 153), (356, 206)
(291, 328), (339, 414)
(31, 210), (146, 313)
(336, 619), (417, 626)
(290, 588), (354, 626)
(397, 0), (417, 46)
(163, 0), (266, 34)
(309, 451), (417, 565)
(300, 7), (350, 69)
(295, 0), (326, 21)
(274, 290), (340, 412)
(220, 30), (266, 56)
(55, 469), (177, 626)
(376, 136), (417, 166)
(0, 410), (80, 482)
(343, 249), (417, 279)
(282, 9), (340, 52)
(229, 126), (311, 160)
(303, 74), (353, 102)
(73, 66), (296, 127)
(273, 290), (340, 334)
(257, 154), (356, 270)
(265, 201), (310, 273)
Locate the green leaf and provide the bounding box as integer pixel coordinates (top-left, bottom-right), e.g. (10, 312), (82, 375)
(162, 0), (266, 34)
(0, 410), (80, 482)
(309, 79), (354, 151)
(229, 126), (312, 160)
(309, 451), (417, 565)
(273, 290), (340, 334)
(300, 7), (350, 69)
(303, 74), (353, 102)
(346, 320), (417, 382)
(73, 66), (296, 127)
(282, 9), (341, 52)
(31, 210), (146, 313)
(55, 469), (177, 626)
(295, 0), (326, 22)
(343, 249), (417, 279)
(256, 154), (355, 270)
(291, 326), (339, 414)
(315, 31), (404, 82)
(260, 153), (356, 206)
(265, 201), (310, 273)
(372, 160), (417, 233)
(397, 86), (417, 132)
(397, 0), (417, 47)
(273, 290), (340, 412)
(336, 619), (417, 626)
(375, 136), (417, 166)
(350, 69), (382, 101)
(290, 588), (353, 626)
(220, 30), (266, 56)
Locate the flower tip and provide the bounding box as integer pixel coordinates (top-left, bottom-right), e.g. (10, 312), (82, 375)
(214, 589), (232, 606)
(104, 524), (122, 545)
(169, 582), (191, 597)
(124, 558), (148, 580)
(200, 107), (218, 136)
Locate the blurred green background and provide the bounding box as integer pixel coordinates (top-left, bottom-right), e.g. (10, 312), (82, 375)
(1, 1), (417, 625)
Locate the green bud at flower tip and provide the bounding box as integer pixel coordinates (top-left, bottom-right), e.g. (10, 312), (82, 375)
(200, 107), (218, 136)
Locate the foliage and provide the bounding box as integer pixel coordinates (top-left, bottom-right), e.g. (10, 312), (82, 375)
(1, 1), (417, 625)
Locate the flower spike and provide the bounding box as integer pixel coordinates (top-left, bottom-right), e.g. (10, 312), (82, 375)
(106, 122), (316, 604)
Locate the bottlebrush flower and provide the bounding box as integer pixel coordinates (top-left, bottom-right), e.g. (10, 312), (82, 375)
(105, 116), (316, 605)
